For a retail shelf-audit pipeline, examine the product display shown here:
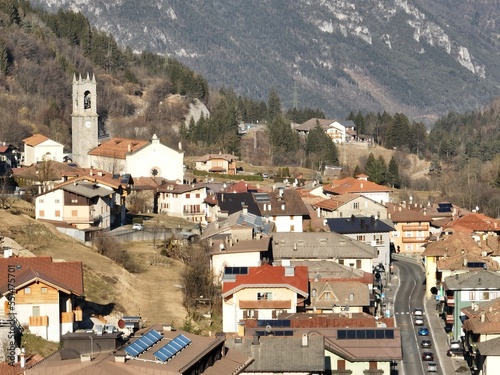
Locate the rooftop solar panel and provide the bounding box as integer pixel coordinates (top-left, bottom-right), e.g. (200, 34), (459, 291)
(154, 334), (192, 363)
(124, 329), (163, 358)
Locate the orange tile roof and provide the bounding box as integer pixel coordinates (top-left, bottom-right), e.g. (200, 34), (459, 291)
(88, 137), (149, 159)
(0, 256), (84, 296)
(222, 264), (309, 297)
(323, 176), (391, 195)
(422, 231), (485, 257)
(22, 134), (50, 147)
(444, 213), (500, 233)
(386, 203), (432, 222)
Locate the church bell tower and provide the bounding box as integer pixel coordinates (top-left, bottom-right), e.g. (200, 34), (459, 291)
(71, 73), (98, 168)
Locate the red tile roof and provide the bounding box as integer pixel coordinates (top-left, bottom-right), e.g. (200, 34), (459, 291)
(0, 257), (84, 296)
(88, 137), (149, 159)
(386, 202), (432, 222)
(222, 264), (309, 297)
(22, 134), (50, 147)
(443, 213), (500, 233)
(323, 176), (391, 195)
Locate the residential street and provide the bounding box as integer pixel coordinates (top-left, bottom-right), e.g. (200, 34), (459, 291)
(390, 258), (471, 375)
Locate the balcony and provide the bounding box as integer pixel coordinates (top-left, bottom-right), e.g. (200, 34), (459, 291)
(402, 225), (429, 231)
(446, 295), (454, 307)
(401, 237), (428, 244)
(30, 315), (48, 327)
(61, 312), (74, 323)
(239, 300), (291, 309)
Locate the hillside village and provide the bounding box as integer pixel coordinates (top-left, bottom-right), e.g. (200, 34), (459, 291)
(0, 74), (498, 375)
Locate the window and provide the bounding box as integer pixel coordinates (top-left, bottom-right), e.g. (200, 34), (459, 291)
(481, 292), (490, 300)
(257, 292), (272, 300)
(320, 292), (332, 300)
(339, 260), (344, 265)
(290, 225), (295, 231)
(357, 235), (366, 242)
(356, 259), (362, 269)
(24, 287), (31, 294)
(32, 306), (40, 317)
(72, 210), (78, 217)
(337, 360), (346, 370)
(353, 202), (359, 209)
(39, 199), (44, 204)
(186, 193), (191, 199)
(39, 210), (44, 218)
(41, 287), (47, 294)
(469, 292), (476, 300)
(196, 193), (200, 198)
(55, 210), (60, 217)
(369, 361), (378, 370)
(243, 309), (258, 319)
(374, 234), (383, 245)
(54, 199), (60, 204)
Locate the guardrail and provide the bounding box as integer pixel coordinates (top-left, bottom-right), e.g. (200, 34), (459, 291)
(391, 253), (425, 269)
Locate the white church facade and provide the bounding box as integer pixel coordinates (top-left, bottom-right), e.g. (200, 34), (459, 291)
(71, 74), (184, 181)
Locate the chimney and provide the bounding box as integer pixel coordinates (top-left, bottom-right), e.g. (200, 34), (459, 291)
(252, 333), (260, 345)
(90, 168), (93, 176)
(128, 144), (131, 152)
(242, 205), (248, 215)
(281, 204), (285, 211)
(178, 141), (182, 151)
(481, 313), (485, 323)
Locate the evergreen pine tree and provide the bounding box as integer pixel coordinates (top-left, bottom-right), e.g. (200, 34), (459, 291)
(267, 88), (282, 122)
(386, 156), (400, 188)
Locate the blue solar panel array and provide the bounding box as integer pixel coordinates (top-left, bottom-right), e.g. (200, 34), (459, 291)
(256, 330), (294, 336)
(124, 329), (163, 357)
(154, 334), (192, 363)
(337, 329), (395, 340)
(257, 320), (291, 327)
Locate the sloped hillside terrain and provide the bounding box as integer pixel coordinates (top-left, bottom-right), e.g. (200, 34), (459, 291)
(0, 209), (187, 326)
(32, 0), (500, 121)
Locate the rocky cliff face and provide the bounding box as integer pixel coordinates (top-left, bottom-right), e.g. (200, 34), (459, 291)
(31, 0), (500, 121)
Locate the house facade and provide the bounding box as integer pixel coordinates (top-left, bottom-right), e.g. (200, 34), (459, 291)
(313, 193), (388, 220)
(194, 153), (239, 175)
(35, 171), (129, 230)
(386, 202), (432, 253)
(221, 264), (309, 333)
(22, 134), (64, 166)
(326, 216), (394, 269)
(0, 256), (84, 342)
(156, 182), (207, 224)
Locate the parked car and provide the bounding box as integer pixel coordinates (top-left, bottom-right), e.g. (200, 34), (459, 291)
(447, 341), (465, 357)
(426, 362), (438, 372)
(414, 316), (424, 326)
(132, 223), (144, 231)
(422, 351), (434, 361)
(413, 307), (424, 316)
(418, 327), (430, 336)
(420, 339), (432, 348)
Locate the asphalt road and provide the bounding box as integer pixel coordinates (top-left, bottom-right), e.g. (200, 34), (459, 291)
(393, 260), (442, 375)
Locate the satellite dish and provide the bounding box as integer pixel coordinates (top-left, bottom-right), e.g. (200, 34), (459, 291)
(265, 324), (273, 333)
(117, 319), (125, 329)
(15, 348), (21, 356)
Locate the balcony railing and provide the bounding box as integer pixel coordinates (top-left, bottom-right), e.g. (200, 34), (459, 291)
(401, 225), (429, 231)
(29, 315), (48, 327)
(239, 300), (292, 309)
(401, 237), (428, 244)
(61, 312), (74, 323)
(446, 314), (454, 324)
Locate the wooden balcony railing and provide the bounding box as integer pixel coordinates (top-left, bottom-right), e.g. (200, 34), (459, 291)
(29, 315), (48, 327)
(61, 312), (74, 323)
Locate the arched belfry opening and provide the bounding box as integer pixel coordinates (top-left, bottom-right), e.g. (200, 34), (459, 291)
(84, 90), (91, 110)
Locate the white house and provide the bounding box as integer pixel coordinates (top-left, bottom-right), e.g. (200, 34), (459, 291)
(312, 193), (388, 220)
(22, 134), (64, 166)
(323, 174), (392, 205)
(35, 179), (119, 230)
(221, 264), (309, 333)
(0, 256), (84, 342)
(156, 182), (207, 224)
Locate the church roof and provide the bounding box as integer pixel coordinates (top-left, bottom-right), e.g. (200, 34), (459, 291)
(22, 134), (51, 147)
(88, 137), (149, 159)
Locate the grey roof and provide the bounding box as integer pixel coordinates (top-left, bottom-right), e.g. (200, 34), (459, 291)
(62, 182), (112, 198)
(290, 259), (367, 280)
(444, 270), (500, 290)
(271, 232), (377, 260)
(477, 336), (500, 355)
(309, 280), (370, 308)
(327, 216), (394, 234)
(226, 334), (324, 372)
(201, 210), (273, 240)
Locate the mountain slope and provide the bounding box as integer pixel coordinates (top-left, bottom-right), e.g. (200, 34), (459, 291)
(32, 0), (500, 121)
